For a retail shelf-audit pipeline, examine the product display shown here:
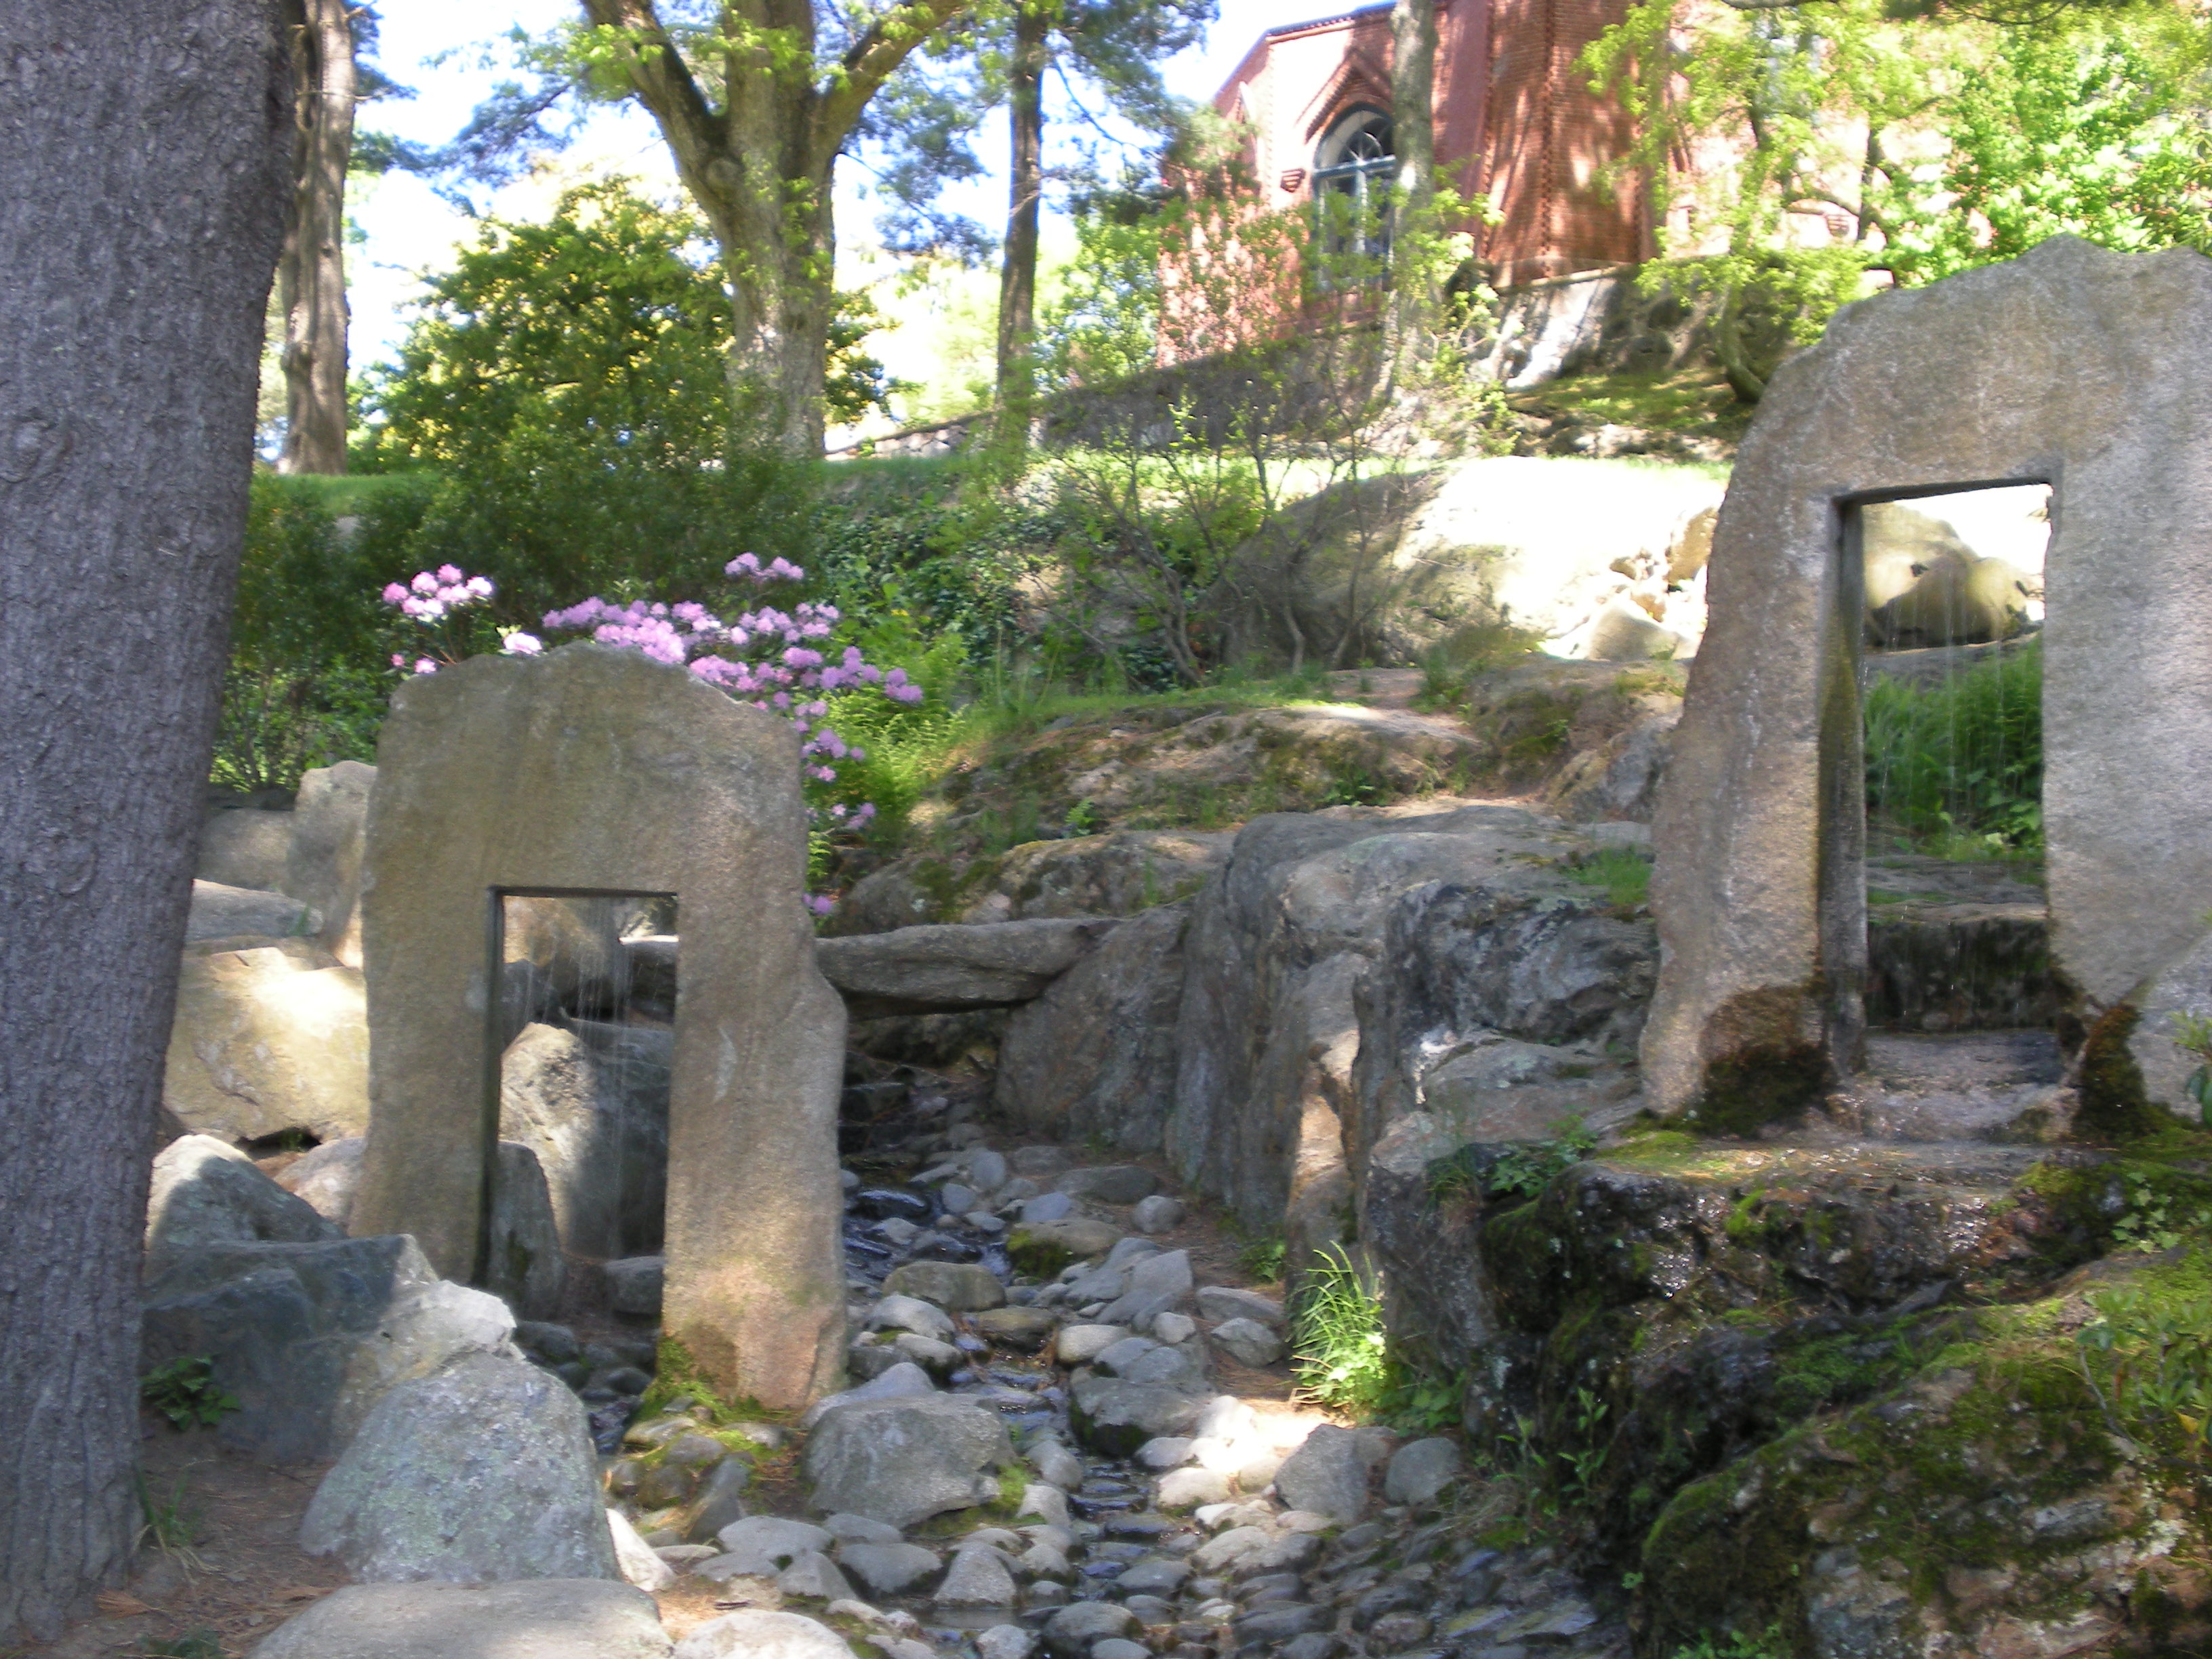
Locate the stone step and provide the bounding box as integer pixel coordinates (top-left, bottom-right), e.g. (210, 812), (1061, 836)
(1818, 1028), (2072, 1143)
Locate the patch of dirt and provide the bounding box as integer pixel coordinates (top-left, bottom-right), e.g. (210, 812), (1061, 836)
(5, 1418), (341, 1659)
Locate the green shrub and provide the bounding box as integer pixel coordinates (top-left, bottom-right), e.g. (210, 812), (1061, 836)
(214, 475), (396, 792)
(140, 1356), (238, 1431)
(1863, 640), (2042, 854)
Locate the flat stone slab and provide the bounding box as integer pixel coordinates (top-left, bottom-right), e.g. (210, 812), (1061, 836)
(248, 1580), (671, 1658)
(187, 879), (319, 943)
(815, 918), (1118, 1016)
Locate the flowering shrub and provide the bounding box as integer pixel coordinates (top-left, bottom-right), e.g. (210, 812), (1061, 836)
(377, 564), (538, 673)
(380, 555), (923, 914)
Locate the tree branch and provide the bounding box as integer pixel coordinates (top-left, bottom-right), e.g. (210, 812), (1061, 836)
(579, 0), (730, 184)
(819, 0), (973, 159)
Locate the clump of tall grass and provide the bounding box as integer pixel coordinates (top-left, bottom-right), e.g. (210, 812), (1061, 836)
(1290, 1244), (1390, 1416)
(1863, 638), (2042, 855)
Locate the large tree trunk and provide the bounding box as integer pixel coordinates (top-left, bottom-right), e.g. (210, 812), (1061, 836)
(712, 173), (836, 459)
(0, 3), (294, 1641)
(993, 3), (1048, 443)
(276, 0), (356, 474)
(1387, 0), (1439, 377)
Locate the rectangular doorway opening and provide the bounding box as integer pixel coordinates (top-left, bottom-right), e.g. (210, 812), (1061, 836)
(484, 888), (676, 1327)
(1835, 483), (2060, 1126)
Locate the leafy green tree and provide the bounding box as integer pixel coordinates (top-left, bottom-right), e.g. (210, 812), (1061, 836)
(357, 180), (887, 609)
(1880, 24), (2212, 282)
(426, 0), (991, 456)
(1586, 3), (2212, 398)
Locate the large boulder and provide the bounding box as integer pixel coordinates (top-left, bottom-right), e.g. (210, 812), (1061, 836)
(1166, 803), (1639, 1243)
(1208, 456), (1725, 668)
(1867, 550), (2039, 648)
(802, 1395), (1015, 1528)
(285, 760), (374, 966)
(186, 879), (319, 943)
(249, 1580), (671, 1659)
(504, 896), (634, 1028)
(487, 1141), (567, 1320)
(199, 806), (294, 893)
(815, 918), (1120, 1017)
(301, 1351), (618, 1583)
(142, 1233), (518, 1463)
(499, 1021), (670, 1260)
(162, 937), (369, 1143)
(146, 1135), (342, 1256)
(275, 1136), (365, 1229)
(1541, 711), (1679, 823)
(1273, 1425), (1368, 1523)
(994, 902), (1191, 1153)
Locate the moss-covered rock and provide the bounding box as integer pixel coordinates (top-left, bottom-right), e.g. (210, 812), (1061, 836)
(1637, 1255), (2212, 1656)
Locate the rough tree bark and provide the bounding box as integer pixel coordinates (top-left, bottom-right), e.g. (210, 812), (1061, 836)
(993, 1), (1049, 443)
(1386, 0), (1439, 378)
(0, 3), (295, 1641)
(276, 0), (357, 474)
(579, 0), (972, 457)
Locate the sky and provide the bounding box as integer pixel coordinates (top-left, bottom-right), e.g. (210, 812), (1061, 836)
(347, 0), (1293, 371)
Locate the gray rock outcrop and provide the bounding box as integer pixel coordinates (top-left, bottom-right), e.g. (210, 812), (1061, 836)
(301, 1351), (618, 1582)
(1166, 802), (1649, 1267)
(142, 1233), (517, 1462)
(994, 903), (1191, 1151)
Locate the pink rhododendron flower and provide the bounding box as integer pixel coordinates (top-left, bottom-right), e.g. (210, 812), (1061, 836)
(397, 557), (921, 919)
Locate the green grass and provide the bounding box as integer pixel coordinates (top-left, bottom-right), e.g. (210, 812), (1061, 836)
(254, 469), (429, 516)
(1507, 366), (1750, 471)
(1864, 639), (2043, 855)
(1572, 844), (1654, 909)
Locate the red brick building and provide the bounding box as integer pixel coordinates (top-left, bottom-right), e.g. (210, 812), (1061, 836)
(1212, 0), (1647, 289)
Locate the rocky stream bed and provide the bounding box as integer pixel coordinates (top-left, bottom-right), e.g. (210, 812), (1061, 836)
(538, 1088), (1634, 1659)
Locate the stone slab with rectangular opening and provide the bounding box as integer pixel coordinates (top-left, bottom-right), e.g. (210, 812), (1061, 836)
(1645, 237), (2212, 1125)
(350, 643), (846, 1407)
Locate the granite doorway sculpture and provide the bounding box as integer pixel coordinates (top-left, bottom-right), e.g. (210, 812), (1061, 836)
(351, 643), (847, 1407)
(1645, 238), (2212, 1126)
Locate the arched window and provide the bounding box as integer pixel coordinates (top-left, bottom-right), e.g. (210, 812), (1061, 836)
(1312, 108), (1394, 265)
